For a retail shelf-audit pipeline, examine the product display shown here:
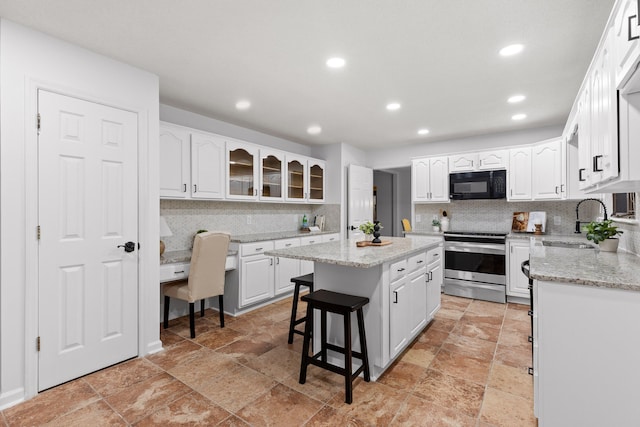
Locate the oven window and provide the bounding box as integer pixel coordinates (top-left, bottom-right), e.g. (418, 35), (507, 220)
(445, 251), (505, 275)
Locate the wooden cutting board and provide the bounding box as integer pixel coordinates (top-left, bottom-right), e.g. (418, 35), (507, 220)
(356, 240), (392, 247)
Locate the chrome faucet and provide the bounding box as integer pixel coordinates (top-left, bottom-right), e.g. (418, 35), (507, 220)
(575, 198), (608, 233)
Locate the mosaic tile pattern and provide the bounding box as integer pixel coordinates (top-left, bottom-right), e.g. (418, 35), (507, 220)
(160, 201), (339, 251)
(414, 200), (599, 235)
(617, 221), (640, 255)
(2, 295), (536, 426)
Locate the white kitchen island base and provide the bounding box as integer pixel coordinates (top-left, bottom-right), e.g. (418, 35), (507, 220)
(267, 236), (443, 381)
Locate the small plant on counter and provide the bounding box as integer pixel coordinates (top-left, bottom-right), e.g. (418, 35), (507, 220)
(582, 219), (623, 244)
(431, 218), (441, 227)
(196, 229), (208, 234)
(359, 221), (383, 235)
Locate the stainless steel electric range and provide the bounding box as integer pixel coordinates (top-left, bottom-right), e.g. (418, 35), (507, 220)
(443, 231), (507, 303)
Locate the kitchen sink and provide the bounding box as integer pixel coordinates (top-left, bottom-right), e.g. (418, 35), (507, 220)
(542, 241), (595, 249)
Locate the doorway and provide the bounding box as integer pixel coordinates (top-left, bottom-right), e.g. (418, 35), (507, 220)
(374, 168), (412, 237)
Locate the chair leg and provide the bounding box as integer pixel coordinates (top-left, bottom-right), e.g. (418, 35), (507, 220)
(218, 295), (225, 328)
(200, 299), (205, 317)
(299, 304), (313, 384)
(188, 303), (195, 339)
(163, 296), (170, 329)
(288, 283), (301, 344)
(344, 311), (353, 404)
(357, 308), (371, 382)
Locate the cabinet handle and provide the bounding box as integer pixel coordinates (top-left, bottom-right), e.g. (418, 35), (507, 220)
(528, 335), (533, 343)
(417, 260), (424, 264)
(285, 243), (292, 247)
(593, 155), (603, 172)
(528, 310), (533, 317)
(393, 291), (398, 304)
(560, 184), (565, 193)
(193, 184), (197, 193)
(255, 247), (263, 251)
(578, 168), (586, 182)
(183, 184), (187, 192)
(276, 257), (280, 265)
(269, 258), (273, 266)
(254, 189), (258, 196)
(510, 189), (513, 197)
(429, 271), (433, 281)
(174, 270), (185, 274)
(629, 14), (639, 41)
(425, 272), (430, 282)
(397, 267), (405, 272)
(555, 186), (559, 194)
(528, 367), (534, 376)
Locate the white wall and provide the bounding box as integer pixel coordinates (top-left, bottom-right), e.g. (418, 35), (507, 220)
(367, 125), (563, 169)
(161, 104), (312, 156)
(0, 19), (159, 408)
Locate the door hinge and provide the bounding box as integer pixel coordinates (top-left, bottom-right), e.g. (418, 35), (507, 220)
(37, 113), (41, 133)
(37, 225), (41, 240)
(36, 336), (41, 352)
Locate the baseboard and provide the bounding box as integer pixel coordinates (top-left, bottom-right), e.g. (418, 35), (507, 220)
(0, 387), (25, 411)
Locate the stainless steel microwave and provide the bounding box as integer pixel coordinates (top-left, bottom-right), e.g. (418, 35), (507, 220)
(449, 170), (507, 200)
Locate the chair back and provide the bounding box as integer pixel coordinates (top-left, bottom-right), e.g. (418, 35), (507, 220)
(401, 218), (412, 232)
(188, 231), (231, 301)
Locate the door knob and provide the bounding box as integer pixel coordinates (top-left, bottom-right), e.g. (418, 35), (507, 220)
(349, 225), (358, 230)
(117, 241), (136, 253)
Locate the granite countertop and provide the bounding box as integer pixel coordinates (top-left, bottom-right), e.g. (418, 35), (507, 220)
(529, 238), (640, 292)
(265, 236), (442, 268)
(404, 231), (444, 237)
(160, 249), (238, 265)
(231, 229), (339, 243)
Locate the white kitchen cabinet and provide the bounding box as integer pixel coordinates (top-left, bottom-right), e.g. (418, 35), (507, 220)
(321, 233), (340, 243)
(408, 268), (427, 336)
(227, 141), (260, 200)
(190, 132), (225, 199)
(613, 0), (640, 86)
(508, 147), (532, 200)
(273, 238), (300, 295)
(534, 280), (640, 425)
(576, 83), (594, 190)
(260, 150), (285, 201)
(239, 253), (275, 308)
(389, 259), (410, 358)
(449, 150), (508, 172)
(159, 123), (191, 198)
(285, 156), (326, 203)
(426, 245), (442, 320)
(507, 240), (530, 299)
(532, 138), (565, 200)
(411, 156), (449, 203)
(308, 159), (326, 203)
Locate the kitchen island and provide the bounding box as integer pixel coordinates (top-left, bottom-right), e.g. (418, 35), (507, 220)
(266, 235), (443, 380)
(529, 241), (640, 426)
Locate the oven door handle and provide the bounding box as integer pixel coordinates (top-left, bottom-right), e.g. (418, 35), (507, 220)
(445, 244), (505, 255)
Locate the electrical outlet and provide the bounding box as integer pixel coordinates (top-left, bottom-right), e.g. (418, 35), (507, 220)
(416, 214), (422, 222)
(554, 216), (561, 226)
(246, 216), (252, 225)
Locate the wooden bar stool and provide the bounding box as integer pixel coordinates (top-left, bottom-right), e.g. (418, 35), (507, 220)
(288, 273), (314, 344)
(299, 289), (371, 404)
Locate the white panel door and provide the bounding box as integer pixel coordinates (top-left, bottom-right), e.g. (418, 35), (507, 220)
(532, 139), (563, 200)
(408, 270), (427, 336)
(159, 123), (190, 198)
(347, 164), (374, 239)
(429, 157), (450, 202)
(38, 90), (138, 391)
(412, 158), (430, 202)
(240, 255), (274, 307)
(191, 132), (225, 199)
(508, 147), (533, 200)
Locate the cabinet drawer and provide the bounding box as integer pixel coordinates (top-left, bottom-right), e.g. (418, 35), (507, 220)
(160, 262), (190, 282)
(275, 238), (300, 249)
(426, 246), (442, 264)
(390, 259), (408, 283)
(407, 252), (427, 273)
(322, 233), (340, 243)
(300, 235), (321, 246)
(240, 241), (275, 257)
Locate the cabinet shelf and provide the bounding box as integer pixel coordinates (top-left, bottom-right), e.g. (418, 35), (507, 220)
(230, 162), (253, 168)
(262, 166), (281, 172)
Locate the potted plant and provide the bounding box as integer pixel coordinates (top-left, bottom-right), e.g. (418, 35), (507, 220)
(431, 218), (441, 232)
(582, 219), (623, 252)
(192, 229), (208, 248)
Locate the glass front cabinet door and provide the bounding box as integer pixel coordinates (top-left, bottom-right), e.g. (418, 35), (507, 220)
(226, 141), (259, 200)
(285, 155), (307, 202)
(260, 150), (284, 201)
(308, 160), (325, 202)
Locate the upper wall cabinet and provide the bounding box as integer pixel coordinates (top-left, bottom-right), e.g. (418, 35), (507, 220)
(449, 149), (508, 173)
(308, 159), (326, 203)
(260, 150), (285, 201)
(226, 141), (260, 200)
(160, 123), (191, 198)
(508, 147), (532, 200)
(614, 0), (640, 86)
(285, 155), (325, 203)
(532, 138), (565, 200)
(412, 156), (449, 203)
(160, 122), (224, 200)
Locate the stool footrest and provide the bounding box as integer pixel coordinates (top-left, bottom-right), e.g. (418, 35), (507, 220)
(323, 343), (366, 361)
(307, 352), (366, 381)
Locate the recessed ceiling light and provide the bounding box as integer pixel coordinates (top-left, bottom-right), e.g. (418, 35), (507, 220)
(508, 94), (526, 103)
(235, 100), (251, 110)
(499, 44), (524, 56)
(386, 102), (401, 111)
(326, 57), (346, 68)
(417, 129), (430, 135)
(307, 125), (322, 135)
(512, 113), (527, 121)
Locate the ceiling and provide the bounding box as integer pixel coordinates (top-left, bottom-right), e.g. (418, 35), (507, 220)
(0, 0), (615, 149)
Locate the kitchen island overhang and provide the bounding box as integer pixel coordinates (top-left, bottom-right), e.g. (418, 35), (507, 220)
(266, 236), (443, 380)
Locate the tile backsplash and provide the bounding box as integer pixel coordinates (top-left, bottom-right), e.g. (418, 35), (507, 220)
(414, 200), (600, 235)
(617, 221), (640, 255)
(160, 200), (339, 251)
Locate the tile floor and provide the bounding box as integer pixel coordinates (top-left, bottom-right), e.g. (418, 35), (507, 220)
(1, 294), (536, 426)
